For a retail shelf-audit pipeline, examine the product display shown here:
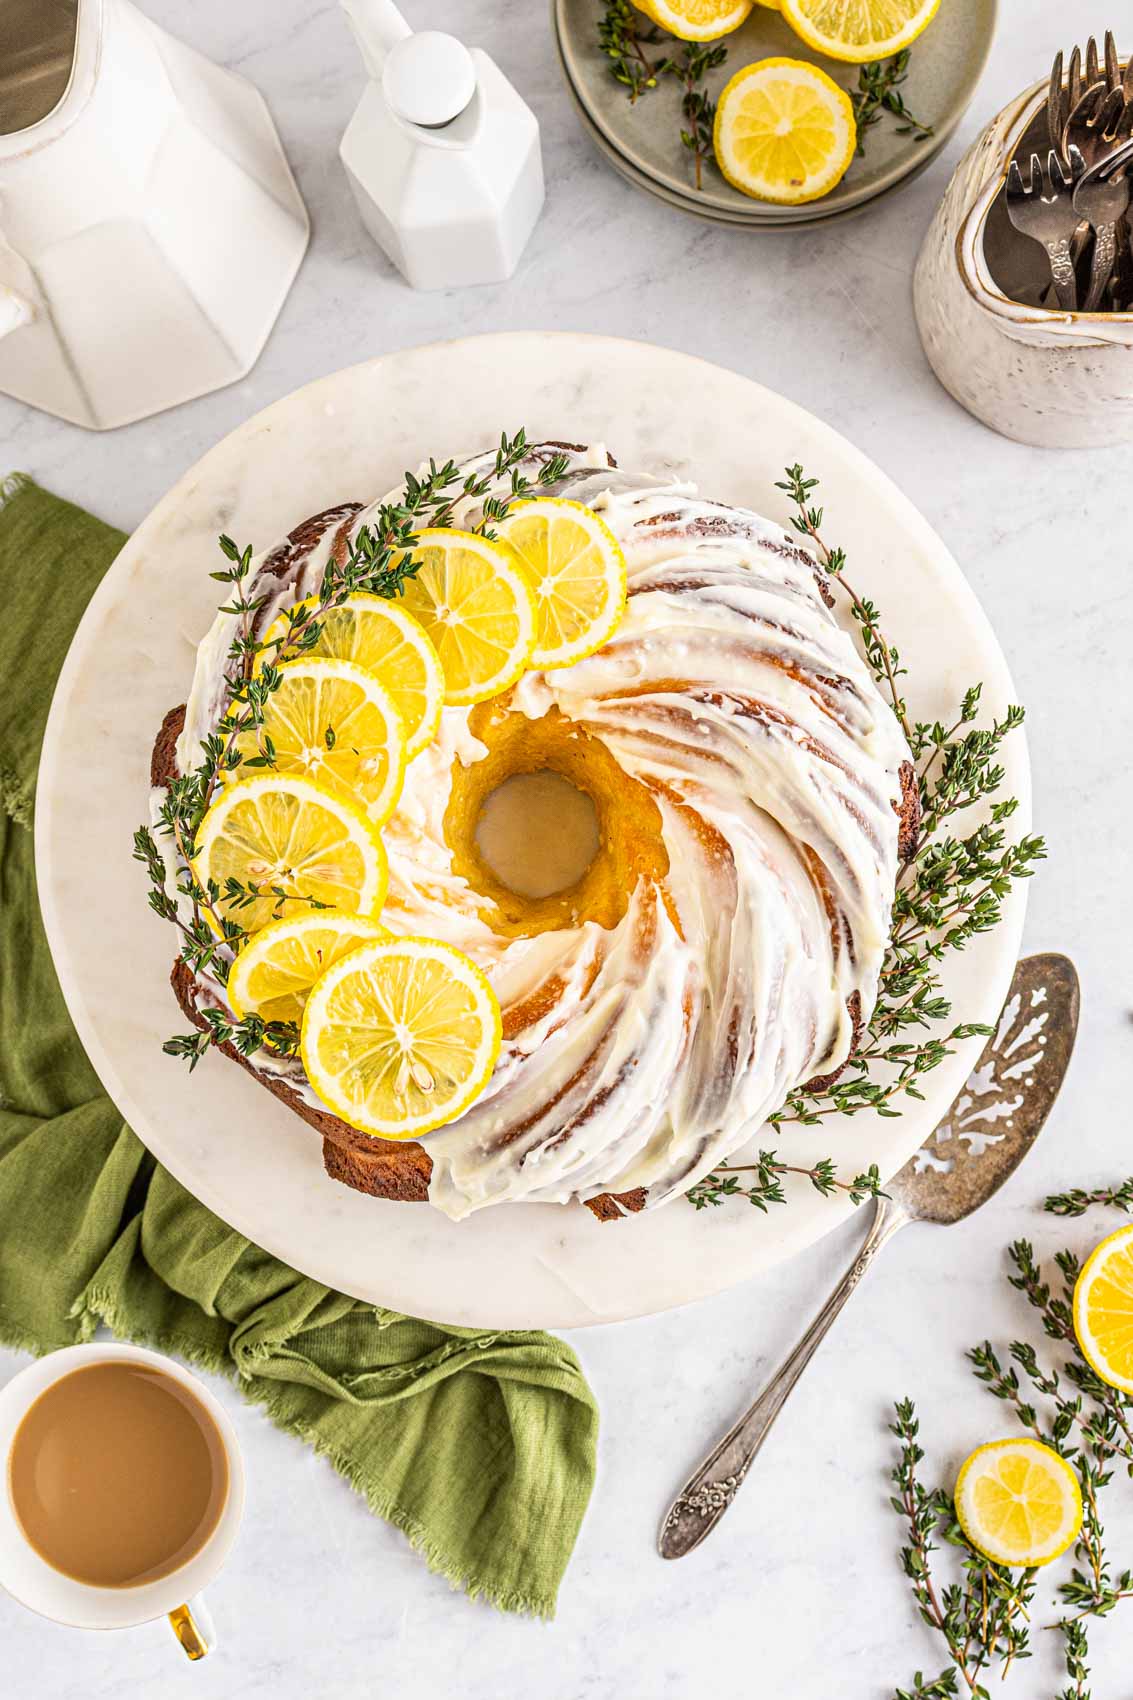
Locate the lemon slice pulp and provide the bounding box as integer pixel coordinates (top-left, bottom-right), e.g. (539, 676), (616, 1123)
(1073, 1224), (1133, 1393)
(954, 1439), (1082, 1568)
(229, 657), (406, 824)
(780, 0), (941, 63)
(713, 58), (856, 205)
(640, 0), (753, 40)
(394, 529), (537, 706)
(301, 936), (503, 1139)
(494, 498), (627, 670)
(227, 912), (388, 1025)
(259, 594), (443, 761)
(194, 774), (388, 937)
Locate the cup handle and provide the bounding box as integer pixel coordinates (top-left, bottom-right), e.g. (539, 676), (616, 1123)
(168, 1595), (215, 1660)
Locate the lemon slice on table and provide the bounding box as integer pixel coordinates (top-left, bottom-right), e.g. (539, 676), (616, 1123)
(301, 937), (503, 1140)
(780, 0), (940, 63)
(258, 595), (444, 761)
(954, 1439), (1082, 1568)
(227, 912), (388, 1025)
(640, 0), (753, 39)
(194, 774), (388, 937)
(1073, 1225), (1133, 1393)
(394, 529), (537, 706)
(493, 498), (628, 671)
(714, 59), (856, 205)
(228, 658), (406, 824)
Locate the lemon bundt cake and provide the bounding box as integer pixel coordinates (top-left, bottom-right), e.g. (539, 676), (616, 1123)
(153, 441), (918, 1221)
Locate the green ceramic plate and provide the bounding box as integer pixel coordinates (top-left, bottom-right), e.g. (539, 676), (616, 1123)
(556, 0), (998, 221)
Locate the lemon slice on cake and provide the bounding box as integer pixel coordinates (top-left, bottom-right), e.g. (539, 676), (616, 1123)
(780, 0), (940, 63)
(194, 774), (387, 937)
(259, 595), (444, 760)
(394, 529), (537, 706)
(494, 498), (627, 670)
(1073, 1225), (1133, 1392)
(640, 0), (753, 39)
(301, 937), (502, 1139)
(714, 59), (856, 205)
(954, 1439), (1082, 1568)
(227, 912), (388, 1025)
(228, 658), (406, 824)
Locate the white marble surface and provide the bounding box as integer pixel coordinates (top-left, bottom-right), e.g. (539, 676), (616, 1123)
(3, 1), (1132, 1694)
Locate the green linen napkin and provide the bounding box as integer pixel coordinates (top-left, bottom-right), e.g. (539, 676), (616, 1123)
(0, 473), (598, 1617)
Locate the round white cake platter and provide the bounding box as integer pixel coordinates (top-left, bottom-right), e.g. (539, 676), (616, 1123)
(35, 334), (1030, 1330)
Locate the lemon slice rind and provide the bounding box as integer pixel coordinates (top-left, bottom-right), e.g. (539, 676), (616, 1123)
(300, 936), (502, 1140)
(495, 497), (628, 671)
(194, 773), (388, 938)
(228, 656), (407, 825)
(640, 0), (753, 40)
(257, 594), (444, 761)
(395, 529), (538, 707)
(227, 911), (389, 1024)
(779, 0), (941, 64)
(954, 1439), (1082, 1568)
(1073, 1224), (1133, 1394)
(713, 58), (856, 206)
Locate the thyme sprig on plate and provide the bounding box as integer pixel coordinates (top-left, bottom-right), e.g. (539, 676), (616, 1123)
(853, 51), (935, 156)
(687, 1152), (884, 1211)
(137, 428), (565, 1068)
(892, 1202), (1133, 1698)
(690, 466), (1042, 1210)
(596, 2), (726, 190)
(597, 0), (666, 102)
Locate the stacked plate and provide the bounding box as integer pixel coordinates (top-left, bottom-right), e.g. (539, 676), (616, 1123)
(554, 0), (998, 230)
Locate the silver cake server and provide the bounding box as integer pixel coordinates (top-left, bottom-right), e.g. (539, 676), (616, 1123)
(659, 952), (1080, 1560)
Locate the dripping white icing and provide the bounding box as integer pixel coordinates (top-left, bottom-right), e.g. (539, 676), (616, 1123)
(171, 442), (912, 1219)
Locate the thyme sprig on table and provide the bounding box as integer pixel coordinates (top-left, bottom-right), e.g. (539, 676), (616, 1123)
(136, 429), (566, 1069)
(853, 51), (935, 155)
(892, 1202), (1133, 1699)
(689, 466), (1042, 1211)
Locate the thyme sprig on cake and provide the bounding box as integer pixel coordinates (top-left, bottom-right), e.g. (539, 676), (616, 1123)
(688, 466), (1042, 1213)
(891, 1202), (1133, 1700)
(135, 429), (565, 1069)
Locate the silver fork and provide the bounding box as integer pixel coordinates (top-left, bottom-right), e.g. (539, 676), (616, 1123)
(1071, 138), (1133, 311)
(1066, 84), (1133, 311)
(1005, 148), (1081, 311)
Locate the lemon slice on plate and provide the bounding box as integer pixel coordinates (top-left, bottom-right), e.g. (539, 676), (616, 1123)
(227, 912), (388, 1024)
(195, 774), (388, 937)
(494, 498), (628, 670)
(394, 529), (537, 706)
(229, 658), (406, 824)
(301, 936), (502, 1140)
(640, 0), (753, 39)
(259, 595), (443, 760)
(714, 58), (856, 205)
(1073, 1224), (1133, 1392)
(780, 0), (940, 63)
(954, 1439), (1082, 1568)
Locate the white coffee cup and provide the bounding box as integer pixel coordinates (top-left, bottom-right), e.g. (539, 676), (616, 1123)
(0, 1342), (245, 1658)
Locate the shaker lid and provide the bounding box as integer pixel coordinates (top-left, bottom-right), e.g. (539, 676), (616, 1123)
(382, 31), (476, 128)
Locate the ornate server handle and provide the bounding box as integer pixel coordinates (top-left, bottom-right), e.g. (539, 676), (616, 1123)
(658, 1192), (910, 1560)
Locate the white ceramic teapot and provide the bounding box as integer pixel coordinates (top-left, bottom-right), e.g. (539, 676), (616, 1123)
(338, 0), (544, 291)
(0, 0), (309, 430)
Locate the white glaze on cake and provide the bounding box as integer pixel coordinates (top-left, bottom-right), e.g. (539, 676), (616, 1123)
(174, 443), (912, 1220)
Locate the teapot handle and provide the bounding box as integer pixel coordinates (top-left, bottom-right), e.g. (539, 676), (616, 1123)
(0, 284), (34, 339)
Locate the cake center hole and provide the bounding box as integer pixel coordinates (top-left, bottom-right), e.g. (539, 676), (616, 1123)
(474, 771), (600, 900)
